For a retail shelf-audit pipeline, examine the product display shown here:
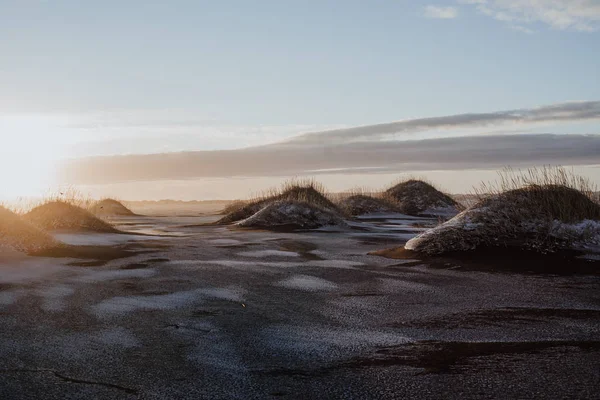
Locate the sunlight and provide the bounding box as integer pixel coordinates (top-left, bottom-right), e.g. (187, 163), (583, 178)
(0, 115), (69, 201)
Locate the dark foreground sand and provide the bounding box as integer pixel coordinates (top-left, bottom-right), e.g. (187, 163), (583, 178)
(0, 211), (599, 399)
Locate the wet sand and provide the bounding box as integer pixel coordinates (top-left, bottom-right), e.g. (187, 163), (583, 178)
(0, 212), (599, 399)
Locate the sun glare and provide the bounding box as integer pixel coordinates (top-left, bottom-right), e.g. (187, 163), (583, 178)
(0, 116), (68, 201)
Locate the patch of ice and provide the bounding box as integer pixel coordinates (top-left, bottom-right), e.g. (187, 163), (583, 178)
(35, 284), (75, 312)
(356, 213), (430, 220)
(238, 250), (300, 258)
(92, 289), (204, 317)
(263, 324), (410, 361)
(278, 275), (338, 292)
(209, 239), (243, 245)
(305, 259), (365, 269)
(53, 233), (151, 246)
(0, 260), (69, 284)
(197, 287), (245, 302)
(171, 260), (301, 269)
(0, 290), (23, 306)
(94, 327), (141, 348)
(92, 286), (245, 317)
(378, 278), (433, 293)
(74, 268), (157, 283)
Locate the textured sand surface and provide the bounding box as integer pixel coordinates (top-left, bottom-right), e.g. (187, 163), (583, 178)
(0, 212), (598, 399)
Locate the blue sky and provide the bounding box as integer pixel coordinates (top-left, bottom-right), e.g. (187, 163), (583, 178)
(1, 0), (599, 198)
(2, 0), (599, 123)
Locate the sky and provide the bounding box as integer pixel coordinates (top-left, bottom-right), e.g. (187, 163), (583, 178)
(1, 0), (599, 200)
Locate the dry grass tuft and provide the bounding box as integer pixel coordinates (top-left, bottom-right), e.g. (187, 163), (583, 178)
(3, 187), (94, 215)
(473, 166), (599, 222)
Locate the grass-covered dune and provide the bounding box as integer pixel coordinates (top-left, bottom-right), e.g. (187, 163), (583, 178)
(24, 201), (120, 233)
(404, 169), (600, 257)
(386, 179), (462, 216)
(217, 180), (344, 230)
(0, 206), (58, 254)
(89, 198), (137, 216)
(237, 200), (345, 230)
(337, 193), (401, 216)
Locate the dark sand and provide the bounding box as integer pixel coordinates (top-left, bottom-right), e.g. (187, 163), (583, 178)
(0, 211), (598, 399)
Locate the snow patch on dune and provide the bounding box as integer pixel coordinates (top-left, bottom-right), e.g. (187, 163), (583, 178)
(237, 200), (345, 230)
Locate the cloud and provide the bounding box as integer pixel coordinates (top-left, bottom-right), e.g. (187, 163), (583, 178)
(509, 24), (535, 34)
(460, 0), (600, 32)
(59, 134), (600, 184)
(424, 5), (459, 19)
(285, 101), (600, 145)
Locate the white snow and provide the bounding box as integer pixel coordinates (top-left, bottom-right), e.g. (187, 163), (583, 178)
(0, 290), (23, 306)
(92, 286), (245, 317)
(35, 284), (75, 312)
(53, 233), (152, 246)
(0, 259), (69, 284)
(237, 200), (345, 229)
(278, 275), (338, 292)
(238, 250), (300, 258)
(406, 202), (600, 255)
(209, 239), (243, 245)
(305, 259), (365, 269)
(74, 268), (157, 283)
(92, 289), (204, 317)
(262, 324), (410, 361)
(172, 260), (301, 269)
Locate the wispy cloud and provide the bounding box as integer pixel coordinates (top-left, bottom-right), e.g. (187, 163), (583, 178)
(460, 0), (600, 32)
(424, 5), (459, 19)
(286, 101), (600, 145)
(60, 134), (600, 184)
(57, 100), (600, 185)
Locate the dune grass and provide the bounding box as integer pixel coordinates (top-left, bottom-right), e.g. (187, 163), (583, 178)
(2, 187), (94, 215)
(473, 166), (600, 222)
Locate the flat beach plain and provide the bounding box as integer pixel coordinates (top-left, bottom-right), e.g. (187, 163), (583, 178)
(0, 207), (599, 399)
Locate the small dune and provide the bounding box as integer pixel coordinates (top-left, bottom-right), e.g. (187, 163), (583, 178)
(404, 185), (600, 256)
(24, 201), (119, 233)
(236, 200), (346, 230)
(216, 181), (344, 230)
(338, 194), (400, 216)
(0, 206), (59, 254)
(89, 199), (137, 217)
(386, 180), (461, 216)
